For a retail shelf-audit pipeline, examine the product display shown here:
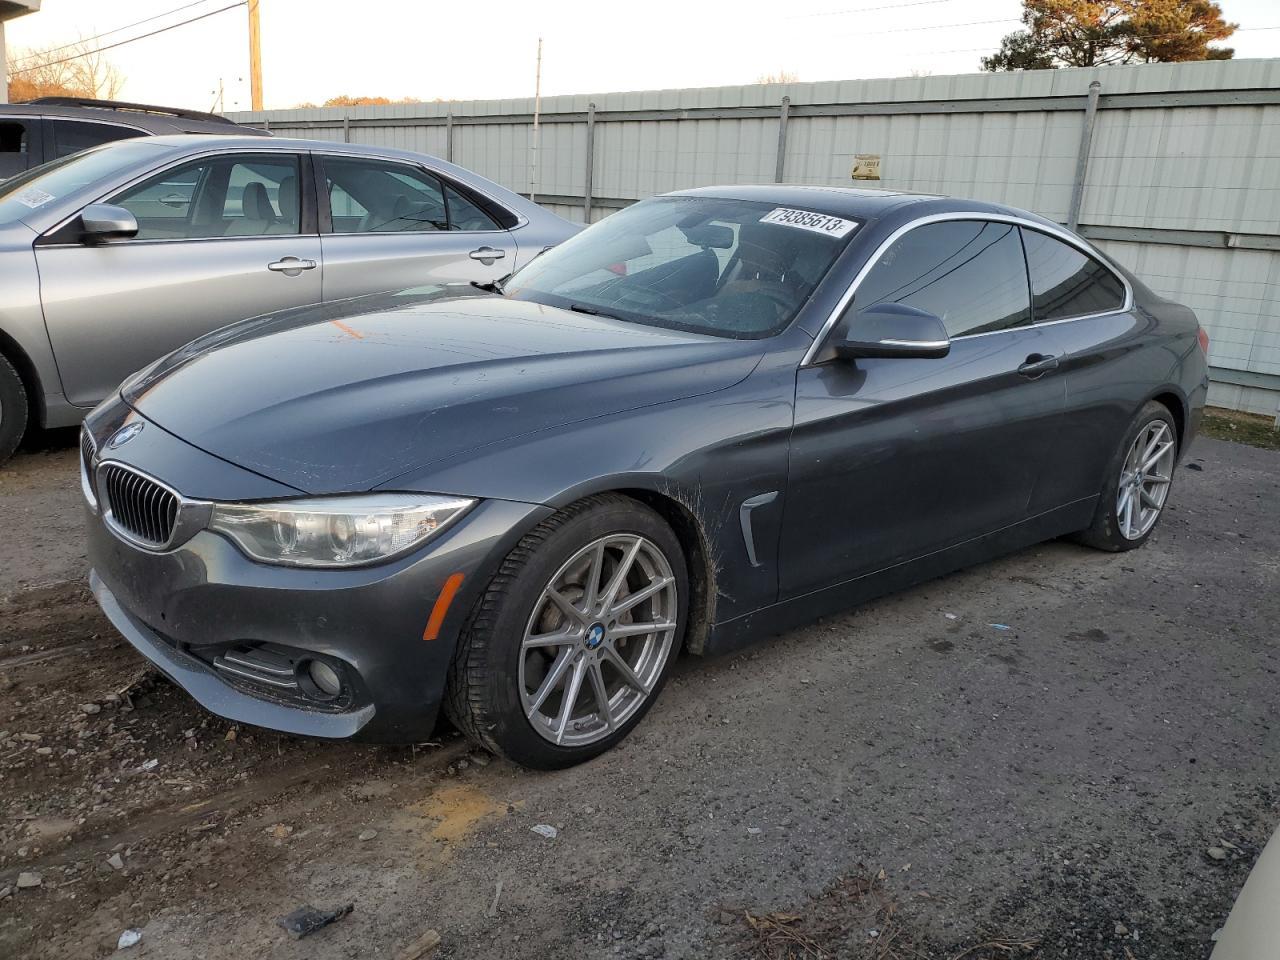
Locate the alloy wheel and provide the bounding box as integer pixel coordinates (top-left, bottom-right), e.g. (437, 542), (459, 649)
(519, 534), (679, 747)
(1116, 419), (1175, 540)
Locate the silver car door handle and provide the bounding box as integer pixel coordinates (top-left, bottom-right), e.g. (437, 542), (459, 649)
(267, 257), (318, 273)
(469, 246), (506, 263)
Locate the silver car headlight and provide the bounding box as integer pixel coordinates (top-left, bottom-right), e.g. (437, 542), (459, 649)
(208, 494), (475, 568)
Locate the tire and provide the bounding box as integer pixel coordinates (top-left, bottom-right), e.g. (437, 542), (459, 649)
(0, 354), (29, 465)
(1073, 400), (1179, 552)
(445, 494), (688, 769)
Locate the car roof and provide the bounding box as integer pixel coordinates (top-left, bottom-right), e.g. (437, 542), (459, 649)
(665, 184), (942, 219)
(663, 183), (1066, 232)
(0, 101), (268, 136)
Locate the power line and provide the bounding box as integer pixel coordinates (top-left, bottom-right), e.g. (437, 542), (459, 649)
(12, 0), (224, 62)
(11, 2), (247, 73)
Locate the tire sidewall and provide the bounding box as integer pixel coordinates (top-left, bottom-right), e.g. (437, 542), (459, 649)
(1095, 401), (1179, 549)
(0, 356), (29, 464)
(474, 499), (689, 769)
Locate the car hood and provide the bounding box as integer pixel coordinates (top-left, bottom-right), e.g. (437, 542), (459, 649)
(123, 291), (764, 494)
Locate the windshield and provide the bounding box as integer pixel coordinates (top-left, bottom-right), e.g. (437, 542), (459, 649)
(507, 196), (857, 338)
(0, 140), (170, 227)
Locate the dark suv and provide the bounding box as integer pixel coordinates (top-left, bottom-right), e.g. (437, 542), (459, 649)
(0, 97), (269, 179)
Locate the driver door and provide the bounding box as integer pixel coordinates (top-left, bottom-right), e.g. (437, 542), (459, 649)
(36, 151), (321, 407)
(780, 218), (1067, 598)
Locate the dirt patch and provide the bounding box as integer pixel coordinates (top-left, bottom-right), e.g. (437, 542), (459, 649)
(1200, 406), (1280, 451)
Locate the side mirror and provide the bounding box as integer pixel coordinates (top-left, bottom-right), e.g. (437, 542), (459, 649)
(834, 303), (950, 360)
(79, 203), (138, 244)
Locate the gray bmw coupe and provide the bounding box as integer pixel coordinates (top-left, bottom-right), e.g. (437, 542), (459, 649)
(83, 185), (1208, 768)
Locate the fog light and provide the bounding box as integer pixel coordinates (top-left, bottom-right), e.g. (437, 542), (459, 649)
(306, 659), (342, 697)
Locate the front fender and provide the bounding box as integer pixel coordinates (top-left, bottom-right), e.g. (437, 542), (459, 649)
(381, 351), (800, 625)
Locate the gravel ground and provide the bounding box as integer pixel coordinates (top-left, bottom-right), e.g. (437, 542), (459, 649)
(0, 429), (1276, 960)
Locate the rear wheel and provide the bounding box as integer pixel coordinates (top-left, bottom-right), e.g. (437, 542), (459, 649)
(445, 495), (687, 769)
(1074, 400), (1178, 552)
(0, 354), (29, 465)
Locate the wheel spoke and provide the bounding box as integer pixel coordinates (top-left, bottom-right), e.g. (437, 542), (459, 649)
(597, 537), (642, 616)
(527, 647), (575, 715)
(580, 541), (606, 614)
(554, 658), (587, 745)
(1140, 487), (1162, 510)
(523, 626), (577, 650)
(587, 659), (614, 731)
(1141, 442), (1174, 473)
(610, 576), (673, 619)
(545, 586), (586, 625)
(1122, 491), (1136, 538)
(1140, 425), (1167, 464)
(609, 620), (677, 639)
(1145, 474), (1171, 486)
(602, 645), (648, 695)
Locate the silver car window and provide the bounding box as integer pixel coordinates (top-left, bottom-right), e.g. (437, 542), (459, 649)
(110, 154), (302, 240)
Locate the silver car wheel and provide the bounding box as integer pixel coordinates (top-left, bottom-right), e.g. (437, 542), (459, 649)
(519, 534), (678, 747)
(1116, 419), (1176, 540)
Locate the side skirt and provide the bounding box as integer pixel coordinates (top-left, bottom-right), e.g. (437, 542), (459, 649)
(702, 498), (1096, 657)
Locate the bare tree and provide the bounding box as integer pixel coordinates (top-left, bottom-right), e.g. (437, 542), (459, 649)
(756, 70), (800, 84)
(8, 40), (126, 103)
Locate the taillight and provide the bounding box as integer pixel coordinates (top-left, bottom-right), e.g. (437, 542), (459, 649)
(1197, 327), (1210, 354)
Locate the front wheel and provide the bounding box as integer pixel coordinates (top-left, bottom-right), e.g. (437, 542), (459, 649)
(445, 495), (688, 769)
(0, 354), (29, 465)
(1074, 400), (1178, 552)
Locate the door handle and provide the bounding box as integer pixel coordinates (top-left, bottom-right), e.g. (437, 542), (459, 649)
(267, 257), (317, 274)
(1018, 353), (1060, 378)
(469, 246), (506, 265)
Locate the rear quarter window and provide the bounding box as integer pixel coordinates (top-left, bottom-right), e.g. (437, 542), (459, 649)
(1021, 228), (1125, 322)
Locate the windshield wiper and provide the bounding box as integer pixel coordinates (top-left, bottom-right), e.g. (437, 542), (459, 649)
(470, 271), (513, 295)
(568, 303), (621, 320)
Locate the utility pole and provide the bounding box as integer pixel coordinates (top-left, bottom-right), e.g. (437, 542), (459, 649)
(248, 0), (263, 111)
(529, 36), (542, 203)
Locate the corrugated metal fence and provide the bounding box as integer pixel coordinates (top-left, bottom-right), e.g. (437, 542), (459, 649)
(233, 58), (1280, 416)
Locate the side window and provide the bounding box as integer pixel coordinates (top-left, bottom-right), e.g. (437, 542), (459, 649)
(0, 120), (31, 178)
(444, 183), (500, 231)
(111, 154), (301, 240)
(324, 157), (447, 233)
(1021, 228), (1125, 321)
(51, 120), (144, 161)
(854, 220), (1031, 337)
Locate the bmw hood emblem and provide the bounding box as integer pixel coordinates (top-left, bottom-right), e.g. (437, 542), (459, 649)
(107, 421), (145, 449)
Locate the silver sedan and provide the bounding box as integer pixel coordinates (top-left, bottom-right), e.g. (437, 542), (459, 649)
(0, 135), (579, 461)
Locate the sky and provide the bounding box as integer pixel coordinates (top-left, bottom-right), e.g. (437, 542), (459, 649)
(5, 0), (1279, 112)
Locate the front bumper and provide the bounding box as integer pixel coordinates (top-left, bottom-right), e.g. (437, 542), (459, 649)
(83, 409), (550, 742)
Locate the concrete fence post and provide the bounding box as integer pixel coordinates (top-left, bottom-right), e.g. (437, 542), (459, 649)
(446, 110), (454, 163)
(343, 115), (350, 143)
(774, 96), (791, 183)
(584, 102), (597, 222)
(1068, 80), (1102, 232)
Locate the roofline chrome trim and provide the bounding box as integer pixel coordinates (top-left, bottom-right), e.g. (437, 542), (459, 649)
(800, 211), (1135, 367)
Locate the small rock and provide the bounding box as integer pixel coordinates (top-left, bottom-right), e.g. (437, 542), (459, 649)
(530, 824), (558, 840)
(1115, 922), (1129, 936)
(16, 872), (41, 889)
(107, 853), (125, 871)
(18, 733), (41, 742)
(269, 824), (293, 840)
(1207, 846), (1228, 861)
(35, 746), (53, 756)
(117, 929), (142, 950)
(746, 827), (763, 836)
(79, 703), (102, 715)
(0, 886), (10, 900)
(358, 829), (378, 842)
(139, 759), (158, 771)
(224, 728), (237, 742)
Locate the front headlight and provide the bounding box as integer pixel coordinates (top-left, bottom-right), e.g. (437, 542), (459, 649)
(208, 494), (475, 568)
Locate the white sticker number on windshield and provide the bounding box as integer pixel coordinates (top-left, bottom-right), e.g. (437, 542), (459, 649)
(14, 188), (55, 209)
(759, 207), (858, 238)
